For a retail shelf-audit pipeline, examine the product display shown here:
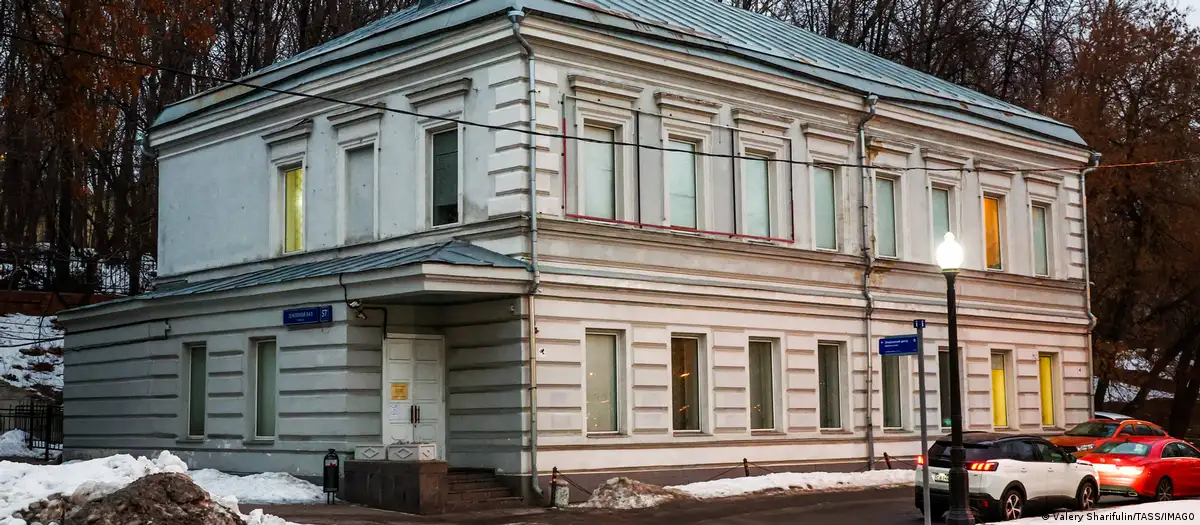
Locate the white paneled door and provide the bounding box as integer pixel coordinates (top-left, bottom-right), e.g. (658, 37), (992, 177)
(383, 336), (446, 459)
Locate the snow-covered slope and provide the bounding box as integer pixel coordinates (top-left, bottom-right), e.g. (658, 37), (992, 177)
(0, 314), (63, 392)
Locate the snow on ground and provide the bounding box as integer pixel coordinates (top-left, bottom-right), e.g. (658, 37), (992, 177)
(0, 314), (63, 391)
(0, 430), (59, 460)
(191, 469), (324, 504)
(668, 469), (914, 500)
(1007, 500), (1200, 524)
(0, 450), (317, 525)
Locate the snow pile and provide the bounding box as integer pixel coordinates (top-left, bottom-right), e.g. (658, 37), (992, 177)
(0, 314), (63, 391)
(0, 430), (60, 459)
(0, 450), (315, 525)
(191, 469), (324, 504)
(1007, 499), (1200, 524)
(577, 477), (693, 509)
(668, 469), (914, 500)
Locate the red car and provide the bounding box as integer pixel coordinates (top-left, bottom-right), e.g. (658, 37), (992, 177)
(1079, 437), (1200, 501)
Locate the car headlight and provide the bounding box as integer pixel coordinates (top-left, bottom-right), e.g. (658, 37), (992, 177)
(1078, 443), (1095, 451)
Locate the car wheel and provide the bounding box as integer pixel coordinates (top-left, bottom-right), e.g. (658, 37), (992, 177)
(998, 487), (1025, 521)
(1155, 477), (1173, 502)
(1075, 480), (1097, 511)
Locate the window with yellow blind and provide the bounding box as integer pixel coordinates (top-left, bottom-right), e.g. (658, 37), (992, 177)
(984, 196), (1003, 269)
(284, 167), (304, 253)
(1039, 354), (1056, 426)
(991, 353), (1009, 427)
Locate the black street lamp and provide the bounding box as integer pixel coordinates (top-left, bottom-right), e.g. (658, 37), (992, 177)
(936, 232), (974, 525)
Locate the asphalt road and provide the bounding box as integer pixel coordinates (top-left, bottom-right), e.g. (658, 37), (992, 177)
(263, 489), (1143, 525)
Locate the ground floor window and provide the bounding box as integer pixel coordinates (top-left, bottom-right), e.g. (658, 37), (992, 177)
(586, 332), (620, 433)
(748, 340), (775, 430)
(938, 349), (953, 427)
(991, 352), (1010, 428)
(187, 344), (207, 438)
(1039, 353), (1056, 426)
(818, 343), (842, 429)
(254, 340), (278, 438)
(671, 337), (702, 431)
(882, 354), (903, 428)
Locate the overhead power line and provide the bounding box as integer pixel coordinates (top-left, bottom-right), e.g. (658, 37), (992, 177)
(3, 31), (1198, 175)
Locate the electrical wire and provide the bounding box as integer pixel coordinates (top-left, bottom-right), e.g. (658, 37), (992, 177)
(2, 31), (1198, 176)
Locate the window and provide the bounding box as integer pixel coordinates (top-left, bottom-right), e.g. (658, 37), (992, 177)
(818, 343), (842, 429)
(984, 196), (1003, 269)
(1150, 425), (1167, 437)
(882, 354), (902, 428)
(1118, 425), (1135, 436)
(932, 187), (951, 245)
(991, 353), (1009, 427)
(284, 168), (304, 253)
(583, 126), (617, 219)
(1134, 424), (1154, 436)
(875, 178), (897, 257)
(668, 140), (698, 228)
(1163, 443), (1186, 458)
(1039, 354), (1056, 426)
(1032, 204), (1049, 276)
(1171, 442), (1200, 458)
(1096, 441), (1150, 455)
(1033, 441), (1067, 463)
(586, 333), (619, 433)
(744, 156), (771, 237)
(345, 146), (376, 242)
(671, 337), (701, 431)
(813, 167), (837, 250)
(187, 344), (208, 438)
(938, 350), (954, 427)
(254, 340), (278, 438)
(748, 340), (775, 430)
(1000, 440), (1038, 462)
(431, 130), (459, 226)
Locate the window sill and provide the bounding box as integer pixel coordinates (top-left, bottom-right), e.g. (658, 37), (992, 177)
(820, 429), (852, 435)
(244, 438), (276, 445)
(176, 437), (205, 444)
(751, 430), (786, 436)
(672, 431), (711, 437)
(429, 221), (463, 231)
(586, 432), (625, 439)
(1042, 427), (1065, 432)
(883, 428), (909, 434)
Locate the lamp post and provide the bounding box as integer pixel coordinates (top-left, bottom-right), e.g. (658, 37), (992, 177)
(936, 232), (974, 525)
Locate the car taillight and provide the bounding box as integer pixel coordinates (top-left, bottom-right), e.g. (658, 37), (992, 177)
(968, 461), (999, 472)
(916, 455), (925, 466)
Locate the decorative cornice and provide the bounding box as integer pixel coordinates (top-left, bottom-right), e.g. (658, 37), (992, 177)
(654, 92), (721, 115)
(261, 120), (312, 147)
(920, 148), (970, 166)
(801, 123), (856, 144)
(405, 78), (472, 107)
(733, 108), (794, 130)
(569, 75), (643, 102)
(328, 103), (386, 128)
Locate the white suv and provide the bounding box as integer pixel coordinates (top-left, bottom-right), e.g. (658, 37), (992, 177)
(914, 433), (1099, 521)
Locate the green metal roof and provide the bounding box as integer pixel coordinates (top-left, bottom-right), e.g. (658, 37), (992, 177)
(154, 0), (1086, 147)
(66, 240), (528, 311)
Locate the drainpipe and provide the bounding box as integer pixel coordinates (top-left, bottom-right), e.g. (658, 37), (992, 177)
(509, 7), (544, 502)
(857, 94), (879, 470)
(1081, 151), (1101, 417)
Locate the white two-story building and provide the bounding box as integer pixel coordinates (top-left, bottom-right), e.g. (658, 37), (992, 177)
(59, 0), (1095, 499)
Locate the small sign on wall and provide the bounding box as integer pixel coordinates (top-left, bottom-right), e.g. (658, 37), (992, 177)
(389, 402), (405, 421)
(390, 382), (409, 401)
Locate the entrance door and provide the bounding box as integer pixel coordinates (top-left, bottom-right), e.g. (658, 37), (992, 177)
(383, 336), (445, 459)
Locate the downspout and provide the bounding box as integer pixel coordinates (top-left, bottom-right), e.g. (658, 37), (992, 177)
(509, 7), (544, 502)
(857, 94), (878, 470)
(1081, 152), (1101, 417)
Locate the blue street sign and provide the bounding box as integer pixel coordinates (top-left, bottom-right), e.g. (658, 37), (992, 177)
(879, 334), (919, 355)
(913, 319), (927, 329)
(283, 305), (333, 326)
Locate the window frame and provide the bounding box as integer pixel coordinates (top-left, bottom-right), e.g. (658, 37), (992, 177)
(873, 173), (902, 259)
(737, 132), (790, 241)
(250, 338), (279, 441)
(929, 182), (958, 260)
(263, 123), (310, 256)
(669, 333), (709, 433)
(1030, 201), (1052, 277)
(427, 125), (464, 228)
(571, 99), (635, 222)
(583, 329), (625, 436)
(817, 341), (848, 431)
(983, 193), (1007, 271)
(810, 165), (841, 251)
(665, 137), (703, 230)
(881, 353), (908, 430)
(746, 337), (781, 432)
(184, 342), (208, 440)
(339, 141), (380, 244)
(938, 346), (966, 430)
(1038, 352), (1059, 428)
(990, 350), (1015, 429)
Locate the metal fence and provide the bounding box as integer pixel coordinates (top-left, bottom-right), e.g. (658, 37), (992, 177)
(0, 248), (156, 295)
(0, 399), (63, 461)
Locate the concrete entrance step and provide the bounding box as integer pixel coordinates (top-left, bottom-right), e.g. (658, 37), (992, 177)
(445, 467), (524, 512)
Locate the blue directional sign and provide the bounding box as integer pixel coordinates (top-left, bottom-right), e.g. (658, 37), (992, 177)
(880, 334), (919, 355)
(283, 305), (333, 326)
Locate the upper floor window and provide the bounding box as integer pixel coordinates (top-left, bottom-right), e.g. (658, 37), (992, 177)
(743, 155), (771, 237)
(283, 167), (304, 253)
(583, 125), (618, 220)
(932, 187), (951, 245)
(813, 167), (838, 250)
(984, 195), (1004, 270)
(345, 145), (376, 243)
(1032, 204), (1050, 276)
(431, 129), (460, 226)
(667, 140), (699, 228)
(875, 177), (898, 257)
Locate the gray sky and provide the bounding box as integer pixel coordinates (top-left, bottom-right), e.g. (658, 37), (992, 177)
(1177, 0), (1200, 26)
